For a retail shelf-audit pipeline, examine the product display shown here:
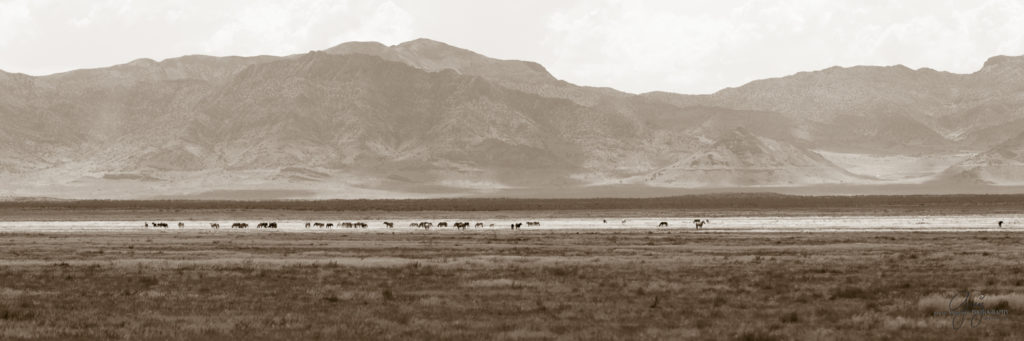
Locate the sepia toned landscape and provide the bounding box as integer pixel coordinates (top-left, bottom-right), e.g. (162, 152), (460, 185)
(4, 2), (1024, 340)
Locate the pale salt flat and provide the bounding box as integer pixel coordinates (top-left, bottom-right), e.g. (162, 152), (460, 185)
(0, 215), (1021, 233)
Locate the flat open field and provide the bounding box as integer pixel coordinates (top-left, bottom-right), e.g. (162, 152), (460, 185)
(2, 226), (1022, 340)
(0, 214), (1021, 233)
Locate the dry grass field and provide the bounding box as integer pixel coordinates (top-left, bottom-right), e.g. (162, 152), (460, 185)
(1, 227), (1023, 340)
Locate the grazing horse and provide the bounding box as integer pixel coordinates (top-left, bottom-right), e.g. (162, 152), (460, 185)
(210, 223), (220, 229)
(268, 222), (277, 228)
(384, 222), (394, 228)
(409, 223), (419, 228)
(341, 222), (353, 228)
(438, 222), (448, 228)
(314, 223), (325, 228)
(658, 222), (668, 227)
(326, 223), (334, 228)
(154, 222), (168, 228)
(475, 222), (484, 228)
(257, 223), (268, 228)
(178, 222), (185, 228)
(693, 219), (708, 229)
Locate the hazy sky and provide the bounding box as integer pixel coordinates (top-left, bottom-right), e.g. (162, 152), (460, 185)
(2, 0), (1024, 94)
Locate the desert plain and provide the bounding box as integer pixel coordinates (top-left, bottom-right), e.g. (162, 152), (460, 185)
(2, 204), (1023, 340)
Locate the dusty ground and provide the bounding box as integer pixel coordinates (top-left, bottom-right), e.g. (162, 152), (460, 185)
(1, 228), (1022, 340)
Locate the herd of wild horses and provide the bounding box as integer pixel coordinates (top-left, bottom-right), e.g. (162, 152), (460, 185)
(145, 219), (713, 230)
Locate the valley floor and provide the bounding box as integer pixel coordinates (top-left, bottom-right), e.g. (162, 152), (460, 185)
(1, 228), (1022, 340)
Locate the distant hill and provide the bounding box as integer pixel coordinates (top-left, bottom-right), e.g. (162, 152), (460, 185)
(1, 39), (1024, 198)
(937, 130), (1024, 185)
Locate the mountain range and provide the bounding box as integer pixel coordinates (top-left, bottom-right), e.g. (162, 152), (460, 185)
(2, 38), (1023, 199)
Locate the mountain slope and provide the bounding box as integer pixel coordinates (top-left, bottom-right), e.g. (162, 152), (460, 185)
(639, 128), (862, 187)
(325, 39), (628, 106)
(938, 131), (1024, 185)
(2, 39), (1024, 198)
(646, 56), (1024, 153)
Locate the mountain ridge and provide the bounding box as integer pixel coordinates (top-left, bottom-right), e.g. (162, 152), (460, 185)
(2, 39), (1024, 199)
